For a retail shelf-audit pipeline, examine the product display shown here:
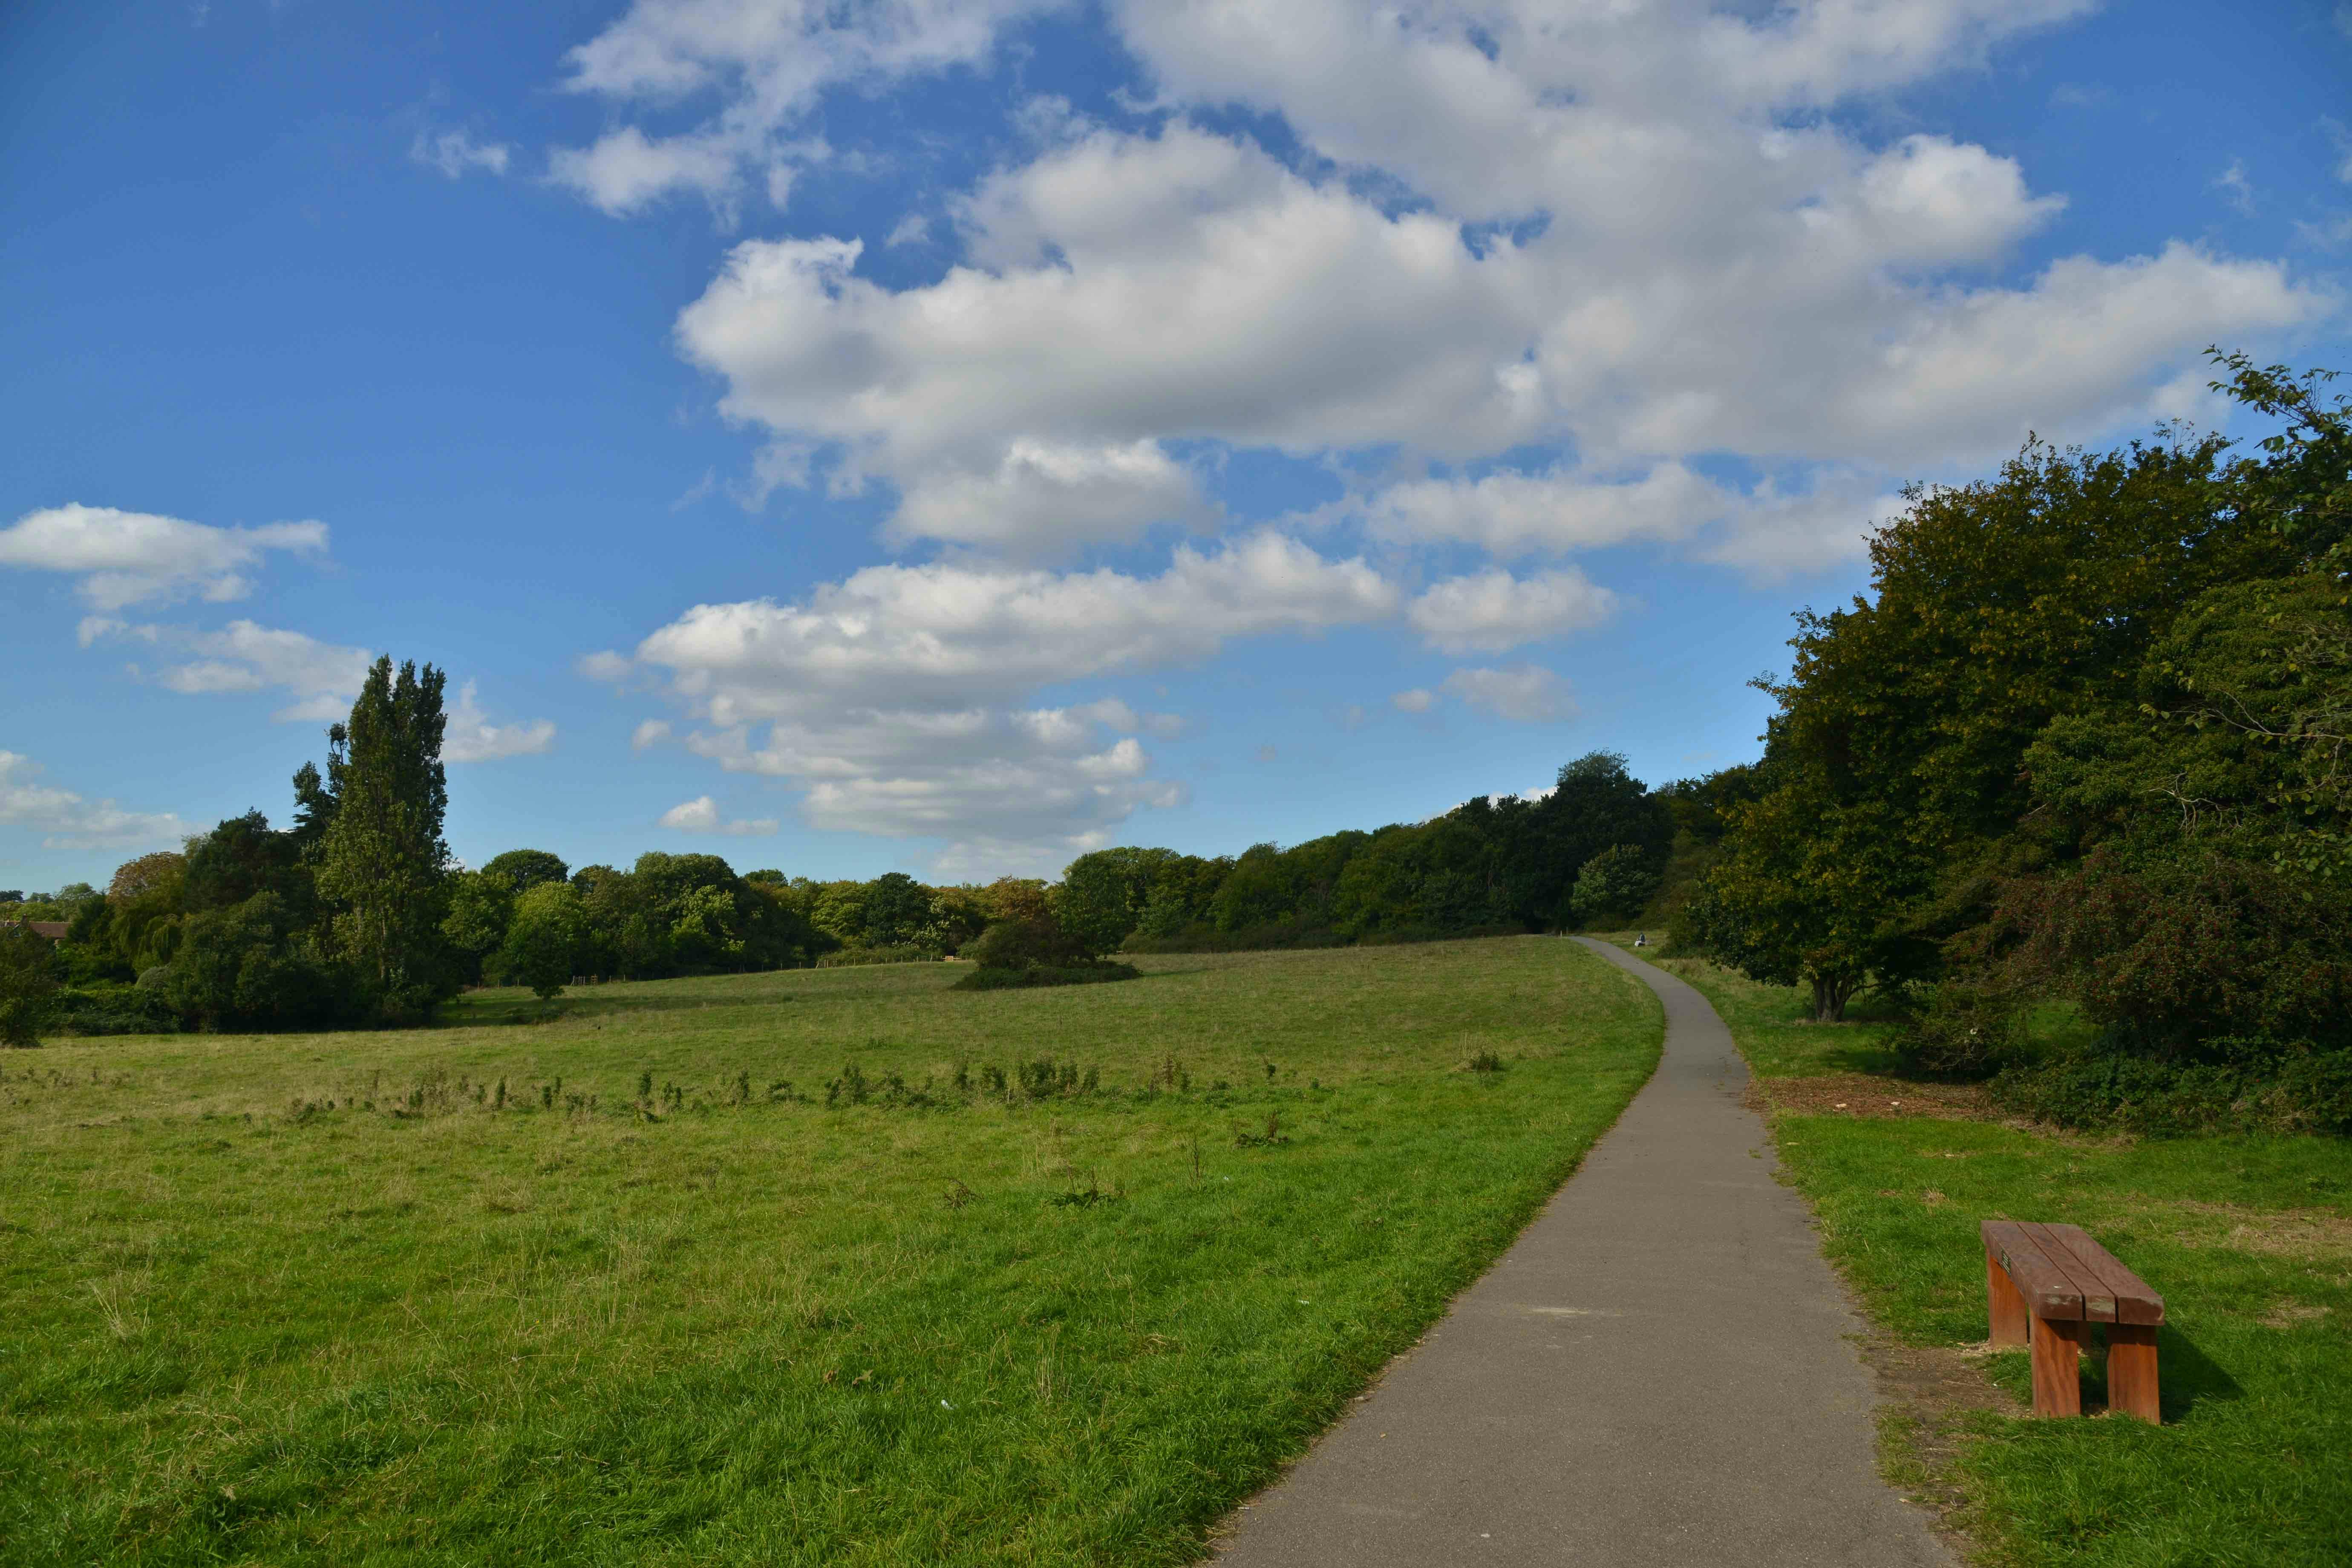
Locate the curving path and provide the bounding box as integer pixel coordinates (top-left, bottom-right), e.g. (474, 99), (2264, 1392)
(1212, 937), (1951, 1567)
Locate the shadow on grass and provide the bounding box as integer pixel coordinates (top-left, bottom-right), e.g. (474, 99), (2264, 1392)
(2149, 1325), (2245, 1421)
(1988, 1326), (2243, 1424)
(447, 992), (796, 1026)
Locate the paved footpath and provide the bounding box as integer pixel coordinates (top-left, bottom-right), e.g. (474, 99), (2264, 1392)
(1213, 937), (1951, 1567)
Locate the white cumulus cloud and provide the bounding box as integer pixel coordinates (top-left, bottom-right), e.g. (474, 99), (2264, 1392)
(1406, 568), (1618, 654)
(593, 532), (1383, 863)
(1, 504), (327, 609)
(659, 795), (780, 836)
(0, 751), (188, 851)
(552, 0), (1062, 220)
(650, 5), (2319, 568)
(888, 438), (1212, 557)
(532, 0), (2335, 859)
(549, 126), (741, 217)
(80, 617), (374, 723)
(442, 681), (558, 764)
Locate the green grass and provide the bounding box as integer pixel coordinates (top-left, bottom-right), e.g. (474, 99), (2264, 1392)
(0, 937), (1659, 1566)
(1605, 941), (2352, 1567)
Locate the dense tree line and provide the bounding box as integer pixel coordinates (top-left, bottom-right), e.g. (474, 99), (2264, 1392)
(1681, 353), (2352, 1131)
(15, 741), (1680, 1037)
(1059, 751), (1675, 954)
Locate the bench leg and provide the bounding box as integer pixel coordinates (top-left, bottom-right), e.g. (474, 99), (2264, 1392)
(2106, 1323), (2160, 1423)
(2029, 1313), (2083, 1416)
(1986, 1254), (2029, 1347)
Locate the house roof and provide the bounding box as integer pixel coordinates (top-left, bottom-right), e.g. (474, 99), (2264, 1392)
(3, 920), (69, 941)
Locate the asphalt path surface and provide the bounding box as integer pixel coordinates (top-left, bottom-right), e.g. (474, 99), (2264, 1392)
(1212, 937), (1952, 1567)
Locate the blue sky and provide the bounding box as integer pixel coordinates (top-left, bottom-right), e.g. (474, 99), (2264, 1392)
(5, 0), (2349, 891)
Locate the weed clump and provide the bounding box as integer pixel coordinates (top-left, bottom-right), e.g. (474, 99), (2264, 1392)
(1234, 1111), (1292, 1148)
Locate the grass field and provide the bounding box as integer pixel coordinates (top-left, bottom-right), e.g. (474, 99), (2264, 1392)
(1, 937), (1659, 1567)
(1609, 944), (2352, 1568)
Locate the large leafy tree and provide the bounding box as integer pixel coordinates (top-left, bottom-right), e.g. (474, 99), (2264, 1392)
(499, 881), (593, 1000)
(0, 924), (59, 1047)
(167, 893), (339, 1032)
(481, 849), (569, 893)
(1690, 781), (1933, 1020)
(313, 657), (455, 1021)
(1697, 429), (2291, 1006)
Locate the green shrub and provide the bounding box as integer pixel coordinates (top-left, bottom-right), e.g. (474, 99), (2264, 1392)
(53, 983), (182, 1036)
(167, 893), (346, 1032)
(1893, 982), (2022, 1079)
(963, 917), (1093, 968)
(1995, 1038), (2352, 1136)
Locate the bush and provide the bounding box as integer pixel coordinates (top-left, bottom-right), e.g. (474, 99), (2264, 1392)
(963, 917), (1092, 968)
(815, 944), (941, 968)
(2003, 852), (2352, 1060)
(1994, 1037), (2352, 1136)
(952, 961), (1141, 992)
(1893, 983), (2022, 1079)
(168, 893), (346, 1032)
(53, 983), (182, 1036)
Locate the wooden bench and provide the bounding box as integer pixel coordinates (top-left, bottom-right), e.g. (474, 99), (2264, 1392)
(1983, 1220), (2164, 1421)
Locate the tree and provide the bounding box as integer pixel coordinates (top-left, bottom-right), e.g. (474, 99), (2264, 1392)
(168, 893), (339, 1032)
(313, 657), (455, 1022)
(1691, 780), (1933, 1020)
(0, 924), (60, 1047)
(184, 810), (311, 918)
(441, 870), (517, 983)
(1522, 753), (1674, 925)
(481, 849), (569, 893)
(860, 871), (932, 948)
(1569, 844), (1665, 928)
(979, 877), (1053, 926)
(499, 882), (591, 1000)
(108, 851), (187, 904)
(1058, 847), (1187, 953)
(1693, 430), (2287, 1010)
(2206, 350), (2352, 565)
(808, 880), (868, 946)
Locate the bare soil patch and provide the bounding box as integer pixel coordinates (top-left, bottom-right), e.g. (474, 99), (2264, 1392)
(1747, 1073), (2002, 1121)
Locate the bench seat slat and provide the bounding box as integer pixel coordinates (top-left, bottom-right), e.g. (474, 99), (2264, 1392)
(2018, 1221), (2119, 1322)
(2038, 1222), (2164, 1326)
(1982, 1220), (2086, 1320)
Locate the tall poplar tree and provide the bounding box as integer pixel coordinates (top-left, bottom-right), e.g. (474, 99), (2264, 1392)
(314, 657), (455, 1021)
